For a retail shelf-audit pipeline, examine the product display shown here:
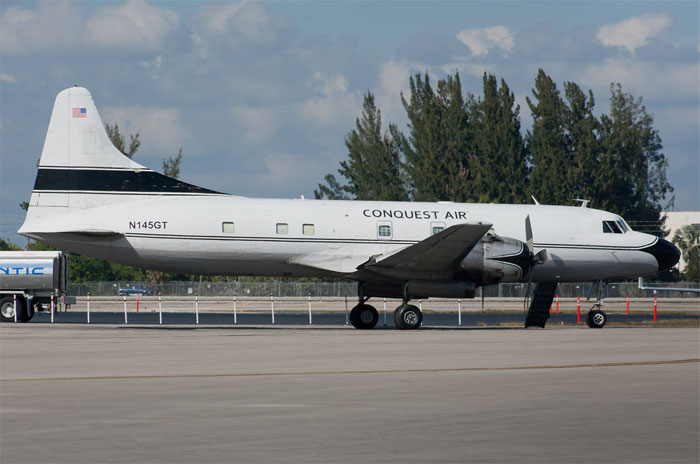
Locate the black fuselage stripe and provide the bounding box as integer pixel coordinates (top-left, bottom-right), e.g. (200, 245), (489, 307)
(33, 168), (223, 194)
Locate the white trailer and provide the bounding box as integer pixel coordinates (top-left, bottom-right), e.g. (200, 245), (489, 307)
(0, 251), (75, 322)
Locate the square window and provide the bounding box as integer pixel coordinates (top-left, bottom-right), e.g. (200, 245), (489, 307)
(303, 224), (315, 235)
(222, 222), (235, 234)
(276, 223), (288, 235)
(378, 225), (392, 237)
(432, 226), (445, 235)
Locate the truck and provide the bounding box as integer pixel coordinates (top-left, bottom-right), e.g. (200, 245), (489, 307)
(0, 251), (75, 322)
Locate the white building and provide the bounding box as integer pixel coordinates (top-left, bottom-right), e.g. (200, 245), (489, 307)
(662, 211), (700, 272)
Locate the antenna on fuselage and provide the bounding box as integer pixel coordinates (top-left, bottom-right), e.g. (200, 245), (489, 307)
(531, 196), (540, 205)
(573, 198), (590, 208)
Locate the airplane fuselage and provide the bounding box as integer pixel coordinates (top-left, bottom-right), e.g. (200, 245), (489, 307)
(25, 193), (661, 283)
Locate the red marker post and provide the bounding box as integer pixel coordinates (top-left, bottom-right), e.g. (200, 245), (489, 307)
(555, 294), (559, 314)
(136, 292), (140, 313)
(576, 296), (581, 324)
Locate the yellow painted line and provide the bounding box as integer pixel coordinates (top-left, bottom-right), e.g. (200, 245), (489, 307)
(2, 359), (698, 383)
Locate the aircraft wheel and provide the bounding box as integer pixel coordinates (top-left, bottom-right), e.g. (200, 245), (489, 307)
(586, 309), (607, 329)
(395, 304), (423, 330)
(350, 304), (378, 330)
(0, 296), (27, 323)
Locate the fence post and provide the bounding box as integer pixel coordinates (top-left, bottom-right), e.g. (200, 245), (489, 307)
(87, 292), (90, 324)
(123, 294), (128, 324)
(136, 292), (139, 313)
(270, 293), (275, 325)
(626, 294), (629, 315)
(458, 299), (462, 326)
(195, 292), (199, 325)
(308, 293), (312, 325)
(383, 298), (387, 327)
(344, 294), (349, 325)
(13, 293), (17, 323)
(653, 293), (657, 322)
(158, 293), (162, 325)
(233, 292), (237, 325)
(576, 296), (581, 324)
(50, 292), (55, 323)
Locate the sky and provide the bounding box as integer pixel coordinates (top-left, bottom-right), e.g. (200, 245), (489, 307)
(1, 0), (699, 245)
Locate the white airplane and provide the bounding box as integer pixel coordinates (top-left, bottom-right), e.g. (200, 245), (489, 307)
(18, 87), (680, 328)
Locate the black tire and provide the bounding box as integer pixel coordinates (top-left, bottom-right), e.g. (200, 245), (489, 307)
(587, 309), (607, 328)
(395, 304), (423, 330)
(350, 304), (378, 330)
(0, 296), (27, 323)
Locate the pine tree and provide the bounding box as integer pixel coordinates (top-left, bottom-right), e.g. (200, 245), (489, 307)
(397, 72), (475, 202)
(597, 84), (672, 235)
(563, 82), (599, 203)
(470, 74), (529, 203)
(163, 148), (183, 179)
(526, 69), (570, 205)
(315, 92), (407, 201)
(105, 123), (140, 158)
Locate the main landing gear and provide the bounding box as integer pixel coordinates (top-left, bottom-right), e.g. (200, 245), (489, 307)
(349, 286), (423, 330)
(586, 280), (608, 329)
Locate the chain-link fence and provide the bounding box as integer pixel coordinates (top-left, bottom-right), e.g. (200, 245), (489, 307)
(69, 280), (700, 298)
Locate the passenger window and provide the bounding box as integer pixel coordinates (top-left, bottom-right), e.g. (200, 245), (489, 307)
(303, 224), (315, 235)
(276, 223), (288, 235)
(378, 225), (392, 238)
(431, 222), (446, 235)
(222, 222), (235, 234)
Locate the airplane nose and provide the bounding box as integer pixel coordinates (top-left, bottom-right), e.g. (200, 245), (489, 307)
(642, 238), (681, 272)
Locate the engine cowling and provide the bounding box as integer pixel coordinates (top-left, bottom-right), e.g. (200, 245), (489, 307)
(460, 235), (531, 286)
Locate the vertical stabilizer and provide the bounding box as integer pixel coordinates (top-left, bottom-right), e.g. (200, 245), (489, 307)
(39, 86), (144, 169)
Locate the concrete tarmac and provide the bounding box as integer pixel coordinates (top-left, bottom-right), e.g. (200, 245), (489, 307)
(1, 325), (698, 464)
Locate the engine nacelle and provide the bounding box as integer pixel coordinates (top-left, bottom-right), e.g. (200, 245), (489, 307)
(460, 235), (530, 286)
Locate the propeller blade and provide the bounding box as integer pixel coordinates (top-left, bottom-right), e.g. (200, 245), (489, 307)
(525, 215), (533, 253)
(533, 249), (548, 265)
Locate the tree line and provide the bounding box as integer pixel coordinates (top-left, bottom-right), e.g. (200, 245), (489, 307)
(316, 69), (672, 236)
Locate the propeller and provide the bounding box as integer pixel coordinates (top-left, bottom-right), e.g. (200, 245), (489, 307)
(523, 215), (548, 312)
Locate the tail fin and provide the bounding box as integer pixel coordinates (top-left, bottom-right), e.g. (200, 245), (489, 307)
(39, 86), (145, 170)
(19, 87), (221, 241)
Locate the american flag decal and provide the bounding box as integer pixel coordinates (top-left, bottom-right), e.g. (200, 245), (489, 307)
(72, 107), (87, 118)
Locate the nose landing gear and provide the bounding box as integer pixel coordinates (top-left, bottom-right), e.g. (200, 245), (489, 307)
(586, 280), (608, 328)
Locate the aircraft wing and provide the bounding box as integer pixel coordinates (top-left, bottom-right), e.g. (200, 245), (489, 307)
(363, 222), (492, 273)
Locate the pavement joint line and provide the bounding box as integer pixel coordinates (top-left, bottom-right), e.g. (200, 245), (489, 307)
(2, 359), (698, 383)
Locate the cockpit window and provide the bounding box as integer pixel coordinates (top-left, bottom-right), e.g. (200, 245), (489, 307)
(603, 220), (623, 234)
(616, 217), (631, 232)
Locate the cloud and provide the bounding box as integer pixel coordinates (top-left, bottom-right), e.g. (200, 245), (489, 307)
(299, 72), (361, 127)
(0, 1), (83, 55)
(578, 58), (698, 101)
(101, 106), (190, 155)
(0, 73), (16, 84)
(456, 26), (514, 56)
(596, 12), (673, 54)
(0, 0), (181, 56)
(232, 105), (278, 145)
(85, 0), (181, 53)
(193, 1), (295, 55)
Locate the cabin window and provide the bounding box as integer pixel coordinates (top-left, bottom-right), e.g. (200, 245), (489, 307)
(378, 224), (392, 238)
(276, 223), (288, 235)
(603, 220), (622, 234)
(222, 222), (235, 234)
(432, 226), (445, 235)
(303, 224), (315, 235)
